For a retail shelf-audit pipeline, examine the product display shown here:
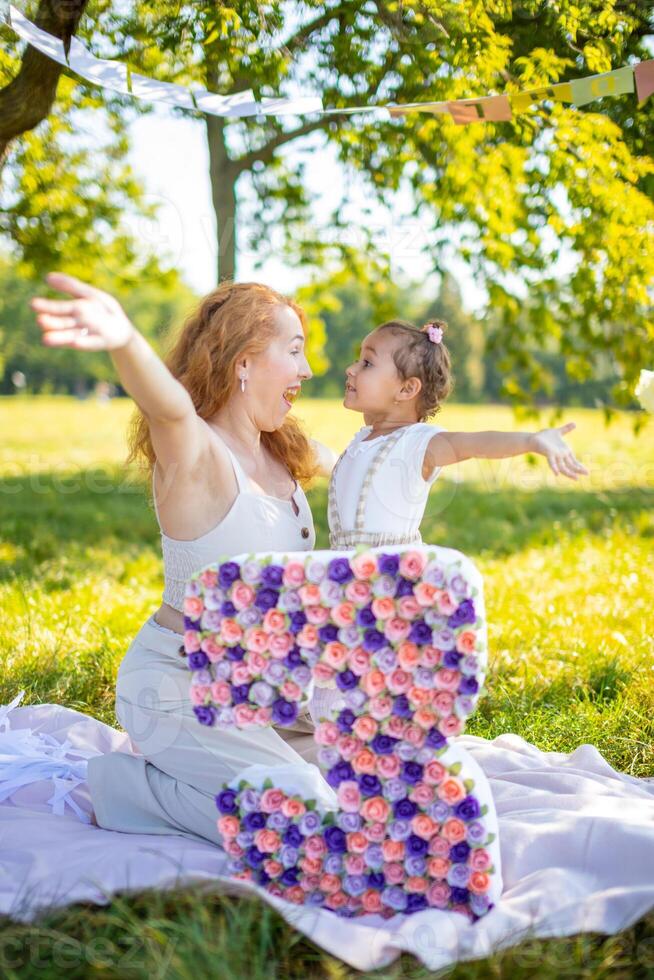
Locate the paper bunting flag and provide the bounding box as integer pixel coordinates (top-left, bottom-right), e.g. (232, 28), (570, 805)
(509, 82), (573, 114)
(635, 59), (654, 104)
(447, 95), (512, 125)
(8, 4), (66, 64)
(569, 65), (634, 106)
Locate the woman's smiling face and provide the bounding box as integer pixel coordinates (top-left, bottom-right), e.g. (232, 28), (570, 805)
(344, 329), (402, 413)
(245, 304), (313, 430)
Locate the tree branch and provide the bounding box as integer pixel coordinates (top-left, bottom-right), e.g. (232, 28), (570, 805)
(0, 0), (88, 163)
(235, 116), (345, 173)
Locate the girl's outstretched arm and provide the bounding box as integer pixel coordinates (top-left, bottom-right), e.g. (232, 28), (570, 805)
(424, 423), (589, 481)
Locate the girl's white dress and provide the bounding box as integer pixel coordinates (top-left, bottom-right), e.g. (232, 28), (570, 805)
(1, 421), (653, 972)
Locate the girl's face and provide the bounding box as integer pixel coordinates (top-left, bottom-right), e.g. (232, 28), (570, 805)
(245, 305), (312, 430)
(344, 330), (403, 414)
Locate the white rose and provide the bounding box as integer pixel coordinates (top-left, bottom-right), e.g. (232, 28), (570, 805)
(635, 370), (654, 414)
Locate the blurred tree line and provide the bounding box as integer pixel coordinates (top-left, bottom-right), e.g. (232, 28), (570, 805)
(1, 255), (619, 407)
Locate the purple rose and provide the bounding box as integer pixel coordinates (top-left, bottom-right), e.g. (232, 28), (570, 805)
(362, 628), (385, 653)
(343, 874), (367, 896)
(393, 797), (418, 819)
(466, 821), (486, 844)
(356, 605), (377, 628)
(450, 886), (470, 905)
(336, 811), (362, 832)
(327, 558), (354, 583)
(262, 660), (286, 684)
(409, 620), (432, 645)
(318, 746), (340, 768)
(239, 788), (261, 812)
(244, 845), (266, 868)
(400, 761), (424, 785)
(343, 688), (367, 710)
(236, 830), (255, 847)
(271, 698), (298, 726)
(406, 833), (429, 857)
(382, 885), (407, 911)
(388, 818), (412, 840)
(449, 860), (469, 887)
(450, 841), (471, 863)
(324, 853), (343, 874)
(230, 682), (251, 705)
(448, 573), (470, 598)
(406, 894), (428, 914)
(326, 759), (355, 788)
(443, 649), (462, 669)
(447, 598), (476, 628)
(471, 893), (490, 916)
(184, 614), (200, 631)
(405, 855), (427, 877)
(282, 824), (303, 847)
(382, 778), (407, 803)
(371, 733), (397, 755)
(215, 788), (237, 814)
(460, 654), (480, 676)
(374, 647), (397, 673)
(364, 844), (384, 868)
(318, 624), (339, 643)
(459, 676), (479, 696)
(189, 650), (209, 670)
(433, 627), (456, 650)
(391, 694), (412, 718)
(396, 741), (418, 761)
(366, 871), (385, 889)
(288, 610), (307, 633)
(279, 590), (302, 612)
(336, 707), (355, 732)
(279, 844), (299, 867)
(250, 681), (275, 707)
(192, 668), (212, 686)
(290, 665), (311, 688)
(298, 810), (322, 835)
(218, 561), (241, 588)
(280, 867), (300, 886)
(338, 625), (361, 648)
(324, 825), (347, 853)
(221, 601), (237, 617)
(226, 644), (245, 661)
(425, 727), (447, 749)
(377, 553), (399, 576)
(335, 669), (359, 691)
(283, 647), (304, 668)
(266, 811), (289, 830)
(254, 587), (280, 612)
(428, 800), (451, 822)
(357, 773), (382, 797)
(193, 705), (216, 726)
(242, 810), (266, 831)
(394, 577), (414, 598)
(261, 564), (284, 588)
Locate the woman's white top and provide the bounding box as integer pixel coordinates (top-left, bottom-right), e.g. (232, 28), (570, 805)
(328, 422), (446, 549)
(153, 446), (316, 612)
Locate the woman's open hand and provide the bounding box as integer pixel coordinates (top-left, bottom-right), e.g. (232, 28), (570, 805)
(529, 422), (589, 480)
(31, 273), (135, 352)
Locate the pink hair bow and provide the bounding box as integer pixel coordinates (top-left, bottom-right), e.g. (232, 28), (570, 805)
(424, 322), (443, 344)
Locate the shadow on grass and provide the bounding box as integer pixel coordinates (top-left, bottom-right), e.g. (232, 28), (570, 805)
(0, 471), (652, 580)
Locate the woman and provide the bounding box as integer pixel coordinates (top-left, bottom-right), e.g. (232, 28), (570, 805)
(30, 271), (340, 847)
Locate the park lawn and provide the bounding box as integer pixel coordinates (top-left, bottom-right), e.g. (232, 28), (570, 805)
(0, 394), (653, 979)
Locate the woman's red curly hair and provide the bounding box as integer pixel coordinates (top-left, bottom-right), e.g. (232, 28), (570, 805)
(126, 280), (320, 488)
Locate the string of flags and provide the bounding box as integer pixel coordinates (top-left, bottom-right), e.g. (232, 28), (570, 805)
(4, 3), (654, 123)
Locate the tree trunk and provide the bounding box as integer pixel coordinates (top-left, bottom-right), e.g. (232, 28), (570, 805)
(205, 114), (238, 284)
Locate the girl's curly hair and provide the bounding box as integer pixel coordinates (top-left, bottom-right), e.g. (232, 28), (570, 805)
(374, 318), (453, 420)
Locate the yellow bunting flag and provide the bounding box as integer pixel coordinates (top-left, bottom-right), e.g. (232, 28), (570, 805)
(569, 66), (634, 106)
(634, 59), (654, 104)
(510, 82), (573, 114)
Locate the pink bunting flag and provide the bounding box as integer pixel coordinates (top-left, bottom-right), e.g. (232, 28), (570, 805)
(448, 95), (512, 125)
(635, 59), (654, 104)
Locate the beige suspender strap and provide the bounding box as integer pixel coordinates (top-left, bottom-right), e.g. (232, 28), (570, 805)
(328, 426), (410, 540)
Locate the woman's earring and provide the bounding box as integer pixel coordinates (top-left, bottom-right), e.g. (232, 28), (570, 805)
(240, 376), (246, 392)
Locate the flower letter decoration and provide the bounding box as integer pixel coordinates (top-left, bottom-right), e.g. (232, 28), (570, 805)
(184, 545), (502, 919)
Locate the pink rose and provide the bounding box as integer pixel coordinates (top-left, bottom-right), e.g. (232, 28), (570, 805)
(414, 582), (438, 606)
(413, 707), (437, 732)
(437, 777), (466, 804)
(337, 734), (361, 760)
(210, 681), (232, 705)
(313, 662), (336, 685)
(470, 848), (492, 871)
(360, 795), (390, 823)
(263, 858), (283, 878)
(305, 604), (330, 625)
(337, 780), (362, 812)
(438, 714), (464, 737)
(383, 862), (406, 885)
(296, 624), (319, 648)
(353, 715), (378, 742)
(315, 721), (340, 745)
(383, 617), (411, 643)
(469, 871), (491, 894)
(224, 840), (245, 857)
(253, 707), (272, 726)
(254, 828), (281, 852)
(361, 890), (383, 913)
(420, 645), (442, 667)
(298, 584), (321, 606)
(424, 760), (447, 785)
(244, 628), (269, 653)
(347, 646), (371, 676)
(409, 782), (435, 807)
(262, 609), (287, 634)
(245, 650), (267, 674)
(280, 680), (302, 701)
(190, 684), (210, 705)
(201, 636), (225, 661)
(384, 716), (408, 740)
(217, 814), (240, 838)
(368, 695), (393, 720)
(304, 834), (327, 859)
(324, 891), (348, 909)
(406, 876), (428, 893)
(350, 552), (378, 580)
(371, 597), (396, 620)
(345, 580), (372, 606)
(323, 641), (349, 669)
(220, 618), (244, 645)
(386, 668), (412, 695)
(434, 668), (461, 692)
(442, 818), (467, 843)
(456, 630), (477, 654)
(231, 663), (252, 686)
(331, 601), (356, 627)
(364, 821), (387, 843)
(260, 788), (286, 812)
(319, 873), (341, 895)
(268, 631), (293, 658)
(361, 669), (387, 697)
(404, 722), (427, 746)
(281, 797), (306, 818)
(183, 596), (203, 620)
(427, 882), (451, 908)
(376, 753), (401, 779)
(433, 691), (455, 715)
(231, 582), (255, 610)
(398, 596), (421, 620)
(399, 550), (427, 580)
(397, 641), (420, 670)
(428, 835), (451, 857)
(427, 857), (450, 880)
(299, 857), (322, 876)
(345, 831), (368, 854)
(282, 561), (306, 588)
(435, 590), (457, 615)
(199, 569), (218, 589)
(234, 704), (256, 726)
(184, 629), (201, 653)
(285, 885), (306, 904)
(382, 839), (405, 862)
(351, 748), (377, 774)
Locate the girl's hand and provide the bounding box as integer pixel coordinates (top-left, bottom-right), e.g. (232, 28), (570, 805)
(529, 422), (589, 480)
(31, 272), (135, 352)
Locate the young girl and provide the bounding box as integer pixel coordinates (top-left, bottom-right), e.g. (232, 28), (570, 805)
(327, 318), (589, 551)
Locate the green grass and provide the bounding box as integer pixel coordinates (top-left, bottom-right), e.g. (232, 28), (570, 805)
(1, 395), (653, 978)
